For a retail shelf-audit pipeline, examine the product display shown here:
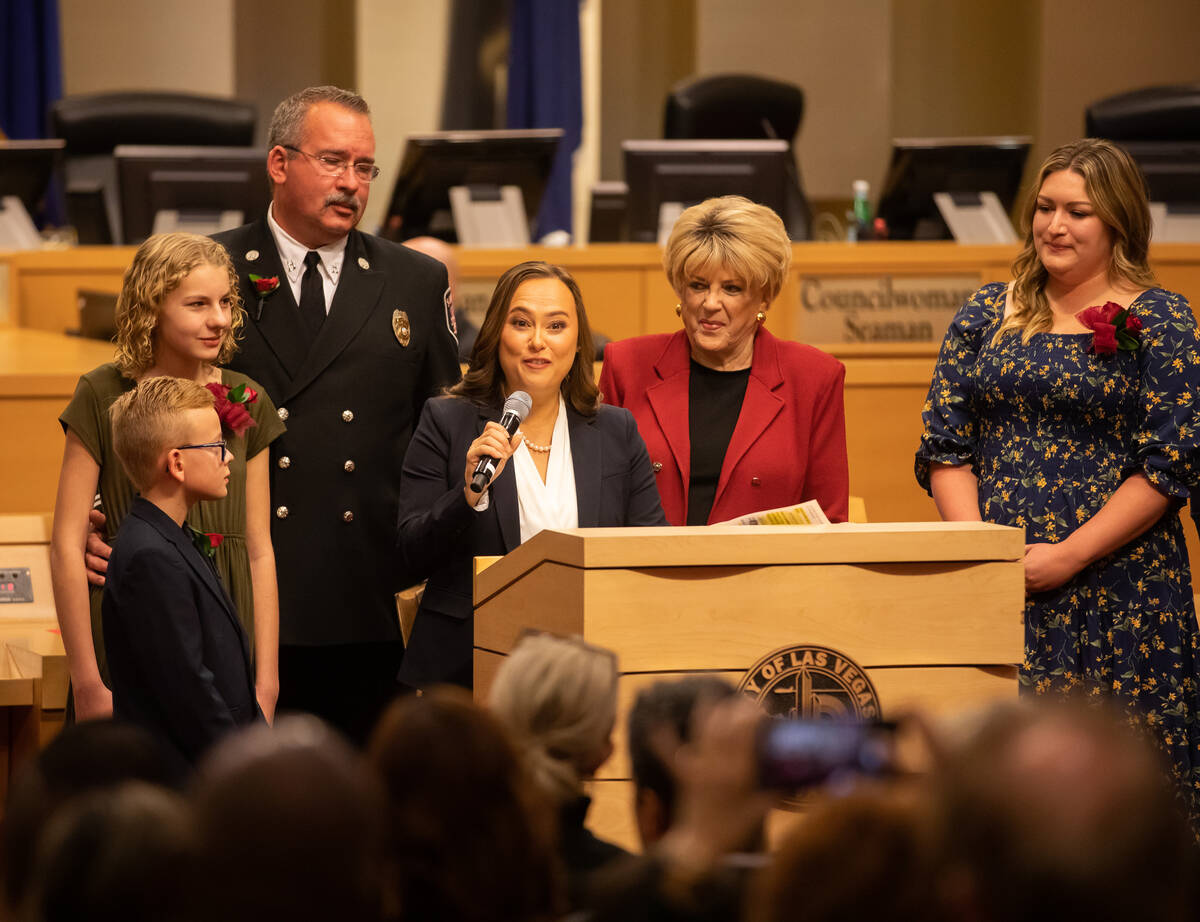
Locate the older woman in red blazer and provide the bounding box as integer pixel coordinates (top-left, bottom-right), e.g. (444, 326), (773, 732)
(600, 196), (849, 525)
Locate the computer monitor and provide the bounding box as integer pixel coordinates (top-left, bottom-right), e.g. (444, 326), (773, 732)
(1117, 141), (1200, 242)
(876, 136), (1032, 241)
(115, 145), (269, 244)
(622, 139), (792, 243)
(0, 139), (64, 217)
(1118, 141), (1200, 204)
(381, 129), (562, 243)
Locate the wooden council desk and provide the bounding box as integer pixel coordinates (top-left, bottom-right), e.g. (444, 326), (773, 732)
(6, 242), (1200, 340)
(3, 241), (1200, 562)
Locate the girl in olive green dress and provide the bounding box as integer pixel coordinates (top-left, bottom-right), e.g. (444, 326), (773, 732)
(51, 233), (284, 722)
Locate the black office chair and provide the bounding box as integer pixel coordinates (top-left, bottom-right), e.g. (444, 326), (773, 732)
(1085, 83), (1200, 140)
(50, 91), (257, 243)
(663, 73), (811, 239)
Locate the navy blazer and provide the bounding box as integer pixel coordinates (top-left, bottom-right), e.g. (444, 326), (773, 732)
(396, 396), (667, 687)
(213, 220), (462, 645)
(102, 497), (261, 771)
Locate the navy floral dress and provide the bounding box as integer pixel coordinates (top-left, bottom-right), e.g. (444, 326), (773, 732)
(917, 282), (1200, 818)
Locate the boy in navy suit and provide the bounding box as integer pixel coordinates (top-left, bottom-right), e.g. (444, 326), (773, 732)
(103, 377), (261, 771)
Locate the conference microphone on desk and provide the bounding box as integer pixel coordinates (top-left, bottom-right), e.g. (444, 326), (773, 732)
(470, 390), (532, 493)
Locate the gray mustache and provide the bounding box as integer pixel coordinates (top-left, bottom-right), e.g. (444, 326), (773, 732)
(325, 193), (359, 213)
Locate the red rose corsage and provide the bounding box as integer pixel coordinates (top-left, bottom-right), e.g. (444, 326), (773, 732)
(1076, 301), (1143, 356)
(248, 274), (280, 321)
(191, 530), (224, 559)
(206, 381), (258, 438)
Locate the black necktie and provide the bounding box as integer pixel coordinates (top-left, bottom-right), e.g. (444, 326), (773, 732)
(299, 250), (326, 337)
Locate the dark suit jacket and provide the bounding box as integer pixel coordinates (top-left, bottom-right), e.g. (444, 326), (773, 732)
(396, 396), (667, 687)
(102, 497), (260, 770)
(599, 328), (849, 525)
(213, 220), (462, 645)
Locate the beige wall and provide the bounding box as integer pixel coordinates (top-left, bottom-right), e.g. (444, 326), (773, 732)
(599, 0), (696, 182)
(695, 0), (893, 200)
(235, 0), (356, 147)
(891, 0), (1039, 140)
(355, 0), (451, 234)
(59, 0), (235, 97)
(1035, 0), (1200, 172)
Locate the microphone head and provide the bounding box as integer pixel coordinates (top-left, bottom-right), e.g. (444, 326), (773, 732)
(502, 390), (533, 423)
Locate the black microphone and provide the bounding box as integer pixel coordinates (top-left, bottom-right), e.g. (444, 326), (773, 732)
(470, 390), (532, 493)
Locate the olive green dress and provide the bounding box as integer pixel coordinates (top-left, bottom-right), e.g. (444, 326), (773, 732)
(59, 364), (285, 684)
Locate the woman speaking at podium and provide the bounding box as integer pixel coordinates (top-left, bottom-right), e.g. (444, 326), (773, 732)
(917, 138), (1200, 818)
(396, 261), (666, 690)
(600, 196), (849, 525)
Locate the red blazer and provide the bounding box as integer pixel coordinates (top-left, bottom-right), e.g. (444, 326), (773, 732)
(599, 328), (849, 525)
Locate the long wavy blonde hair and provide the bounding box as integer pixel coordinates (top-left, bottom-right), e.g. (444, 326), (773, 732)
(995, 138), (1156, 344)
(113, 233), (243, 377)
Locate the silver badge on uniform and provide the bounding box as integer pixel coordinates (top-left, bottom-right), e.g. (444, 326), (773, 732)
(392, 309), (411, 347)
(246, 249), (260, 261)
(358, 256), (370, 270)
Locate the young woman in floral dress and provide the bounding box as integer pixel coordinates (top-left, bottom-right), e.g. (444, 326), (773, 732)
(917, 139), (1200, 820)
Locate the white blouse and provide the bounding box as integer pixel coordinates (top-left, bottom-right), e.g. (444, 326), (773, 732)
(512, 395), (578, 544)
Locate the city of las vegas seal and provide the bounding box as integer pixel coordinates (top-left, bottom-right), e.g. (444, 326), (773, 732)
(737, 644), (881, 721)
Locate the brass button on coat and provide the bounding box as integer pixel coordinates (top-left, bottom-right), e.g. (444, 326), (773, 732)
(751, 477), (761, 486)
(652, 462), (663, 473)
(277, 407), (288, 421)
(278, 456), (291, 469)
(342, 510), (354, 522)
(275, 506), (289, 519)
(344, 460), (355, 472)
(342, 410), (354, 423)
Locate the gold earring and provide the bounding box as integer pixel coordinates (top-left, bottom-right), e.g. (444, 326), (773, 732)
(675, 304), (682, 317)
(756, 311), (766, 324)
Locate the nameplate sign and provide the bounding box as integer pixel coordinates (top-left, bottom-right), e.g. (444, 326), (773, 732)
(797, 275), (979, 344)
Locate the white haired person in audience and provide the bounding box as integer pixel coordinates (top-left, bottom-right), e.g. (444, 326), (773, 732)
(488, 632), (625, 912)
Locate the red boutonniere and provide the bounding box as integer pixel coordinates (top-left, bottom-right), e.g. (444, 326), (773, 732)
(206, 381), (258, 438)
(248, 274), (280, 321)
(191, 530), (224, 559)
(1076, 301), (1143, 356)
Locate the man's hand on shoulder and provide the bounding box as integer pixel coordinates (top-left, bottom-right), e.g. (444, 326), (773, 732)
(85, 508), (111, 587)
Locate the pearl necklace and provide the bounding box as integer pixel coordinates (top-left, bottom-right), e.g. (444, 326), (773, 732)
(518, 430), (552, 453)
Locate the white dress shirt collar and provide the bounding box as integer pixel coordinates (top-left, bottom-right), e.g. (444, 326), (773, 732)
(266, 203), (348, 300)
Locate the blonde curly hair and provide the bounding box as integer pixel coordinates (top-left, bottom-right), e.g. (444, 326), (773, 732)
(113, 233), (243, 377)
(995, 138), (1156, 345)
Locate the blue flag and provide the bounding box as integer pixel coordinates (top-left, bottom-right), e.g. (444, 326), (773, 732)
(506, 0), (582, 239)
(0, 0), (63, 139)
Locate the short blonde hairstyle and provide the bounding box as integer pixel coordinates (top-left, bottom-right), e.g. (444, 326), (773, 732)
(114, 233), (243, 378)
(997, 138), (1156, 344)
(487, 633), (618, 805)
(663, 195), (792, 306)
(110, 376), (216, 492)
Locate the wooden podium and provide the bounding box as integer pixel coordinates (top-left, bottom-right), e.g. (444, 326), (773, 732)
(472, 522), (1024, 850)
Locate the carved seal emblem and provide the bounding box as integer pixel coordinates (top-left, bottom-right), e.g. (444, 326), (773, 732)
(392, 309), (411, 347)
(737, 644), (880, 721)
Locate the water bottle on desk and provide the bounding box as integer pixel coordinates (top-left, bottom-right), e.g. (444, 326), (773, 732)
(848, 179), (872, 242)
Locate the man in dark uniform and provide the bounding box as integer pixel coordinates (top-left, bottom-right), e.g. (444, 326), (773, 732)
(212, 86), (461, 743)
